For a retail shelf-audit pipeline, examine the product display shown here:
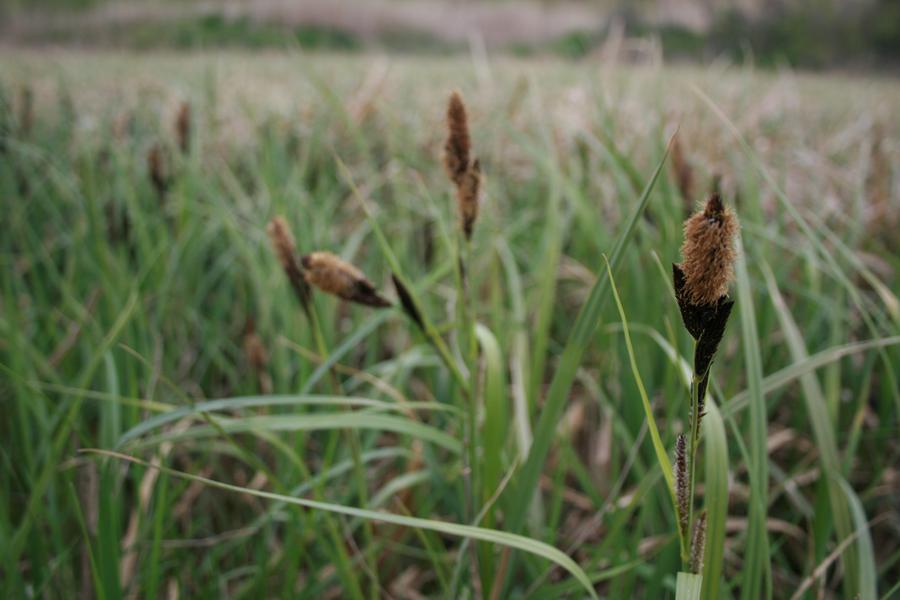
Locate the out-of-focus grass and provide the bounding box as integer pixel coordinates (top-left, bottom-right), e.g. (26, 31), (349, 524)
(0, 50), (898, 598)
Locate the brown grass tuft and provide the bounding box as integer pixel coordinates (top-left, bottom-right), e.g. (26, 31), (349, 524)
(147, 143), (171, 198)
(679, 193), (738, 306)
(242, 317), (272, 394)
(301, 251), (391, 308)
(867, 122), (895, 233)
(267, 217), (312, 308)
(175, 101), (191, 154)
(444, 91), (470, 186)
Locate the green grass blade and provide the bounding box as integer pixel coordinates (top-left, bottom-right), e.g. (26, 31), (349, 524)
(474, 323), (509, 595)
(735, 237), (771, 600)
(116, 394), (453, 447)
(701, 401), (728, 600)
(838, 479), (877, 600)
(676, 572), (703, 600)
(722, 337), (900, 418)
(762, 263), (869, 597)
(605, 256), (676, 501)
(128, 412), (462, 453)
(475, 323), (508, 510)
(505, 139), (670, 535)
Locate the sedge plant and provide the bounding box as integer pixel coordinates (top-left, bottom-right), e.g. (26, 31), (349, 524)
(670, 192), (739, 595)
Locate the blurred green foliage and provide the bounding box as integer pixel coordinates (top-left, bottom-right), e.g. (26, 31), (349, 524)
(5, 0), (899, 68)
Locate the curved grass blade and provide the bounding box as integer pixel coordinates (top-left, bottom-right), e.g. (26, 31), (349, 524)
(116, 395), (454, 448)
(82, 450), (600, 600)
(127, 412), (462, 453)
(624, 324), (900, 418)
(604, 256), (676, 502)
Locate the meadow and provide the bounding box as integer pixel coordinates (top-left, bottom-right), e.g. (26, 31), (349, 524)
(1, 50), (898, 599)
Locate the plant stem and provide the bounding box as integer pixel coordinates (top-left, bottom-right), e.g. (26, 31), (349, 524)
(307, 302), (380, 598)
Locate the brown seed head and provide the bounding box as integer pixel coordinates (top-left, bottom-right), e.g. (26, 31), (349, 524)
(147, 143), (170, 197)
(267, 217), (311, 308)
(444, 91), (470, 186)
(175, 101), (191, 154)
(690, 510), (708, 574)
(867, 122), (895, 232)
(457, 158), (481, 240)
(301, 251), (391, 308)
(674, 433), (689, 539)
(242, 318), (268, 370)
(679, 193), (738, 306)
(670, 133), (694, 210)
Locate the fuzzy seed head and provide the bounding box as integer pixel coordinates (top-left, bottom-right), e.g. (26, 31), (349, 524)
(690, 511), (708, 574)
(302, 251), (391, 308)
(675, 433), (689, 538)
(444, 91), (470, 186)
(679, 194), (738, 306)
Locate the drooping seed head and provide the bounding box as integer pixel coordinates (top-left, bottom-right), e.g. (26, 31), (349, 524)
(674, 433), (689, 539)
(679, 193), (738, 306)
(392, 274), (424, 330)
(444, 91), (470, 186)
(690, 510), (708, 574)
(301, 251), (391, 308)
(267, 217), (311, 308)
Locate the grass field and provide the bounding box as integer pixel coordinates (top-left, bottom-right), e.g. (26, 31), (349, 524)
(1, 50), (898, 599)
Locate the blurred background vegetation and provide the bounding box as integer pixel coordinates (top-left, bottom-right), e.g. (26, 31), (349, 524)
(2, 0), (898, 70)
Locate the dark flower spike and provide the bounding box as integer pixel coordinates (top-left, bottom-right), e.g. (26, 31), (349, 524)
(392, 274), (424, 331)
(674, 433), (689, 540)
(690, 510), (707, 574)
